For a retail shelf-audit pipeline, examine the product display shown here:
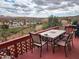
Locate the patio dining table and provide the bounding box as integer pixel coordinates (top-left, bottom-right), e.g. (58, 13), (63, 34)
(39, 29), (66, 41)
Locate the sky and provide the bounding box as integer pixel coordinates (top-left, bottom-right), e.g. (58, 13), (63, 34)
(0, 0), (79, 17)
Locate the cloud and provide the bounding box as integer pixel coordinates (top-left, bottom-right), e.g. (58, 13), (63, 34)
(0, 0), (79, 17)
(5, 0), (15, 3)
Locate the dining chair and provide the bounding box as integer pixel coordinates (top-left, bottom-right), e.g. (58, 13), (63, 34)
(52, 32), (73, 57)
(29, 32), (48, 57)
(63, 31), (74, 47)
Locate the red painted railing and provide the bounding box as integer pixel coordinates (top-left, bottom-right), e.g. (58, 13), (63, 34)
(0, 26), (73, 59)
(0, 35), (31, 58)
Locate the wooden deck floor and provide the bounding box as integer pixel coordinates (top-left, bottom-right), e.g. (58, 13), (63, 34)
(16, 37), (79, 59)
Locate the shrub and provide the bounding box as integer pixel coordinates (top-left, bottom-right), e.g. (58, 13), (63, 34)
(1, 25), (9, 29)
(42, 23), (49, 29)
(72, 20), (77, 25)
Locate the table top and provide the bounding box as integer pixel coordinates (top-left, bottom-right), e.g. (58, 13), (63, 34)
(39, 29), (66, 39)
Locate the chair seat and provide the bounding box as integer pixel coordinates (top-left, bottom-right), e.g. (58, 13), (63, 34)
(61, 33), (69, 41)
(57, 40), (66, 46)
(64, 34), (69, 37)
(34, 41), (46, 46)
(62, 36), (68, 41)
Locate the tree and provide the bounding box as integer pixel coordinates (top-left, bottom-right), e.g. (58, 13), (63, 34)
(42, 15), (62, 29)
(48, 15), (62, 27)
(48, 15), (54, 27)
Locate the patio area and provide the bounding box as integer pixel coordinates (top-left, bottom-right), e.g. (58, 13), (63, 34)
(0, 26), (79, 59)
(1, 0), (79, 59)
(17, 37), (79, 59)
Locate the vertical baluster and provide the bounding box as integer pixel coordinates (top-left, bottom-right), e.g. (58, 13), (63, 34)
(25, 40), (27, 52)
(30, 38), (31, 50)
(20, 42), (23, 55)
(30, 38), (33, 53)
(14, 44), (18, 57)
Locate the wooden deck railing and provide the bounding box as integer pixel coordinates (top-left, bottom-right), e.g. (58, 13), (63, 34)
(0, 26), (74, 59)
(0, 35), (31, 58)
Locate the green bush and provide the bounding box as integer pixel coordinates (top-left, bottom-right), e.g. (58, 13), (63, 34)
(0, 27), (23, 41)
(72, 20), (77, 25)
(42, 23), (49, 29)
(1, 25), (9, 29)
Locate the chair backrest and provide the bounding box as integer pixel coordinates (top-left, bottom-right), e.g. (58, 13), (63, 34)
(29, 32), (41, 44)
(65, 26), (74, 33)
(69, 32), (73, 41)
(66, 32), (73, 43)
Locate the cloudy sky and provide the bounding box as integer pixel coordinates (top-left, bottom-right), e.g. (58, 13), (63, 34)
(0, 0), (79, 17)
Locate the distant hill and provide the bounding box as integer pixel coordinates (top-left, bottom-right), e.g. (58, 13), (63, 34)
(0, 15), (79, 21)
